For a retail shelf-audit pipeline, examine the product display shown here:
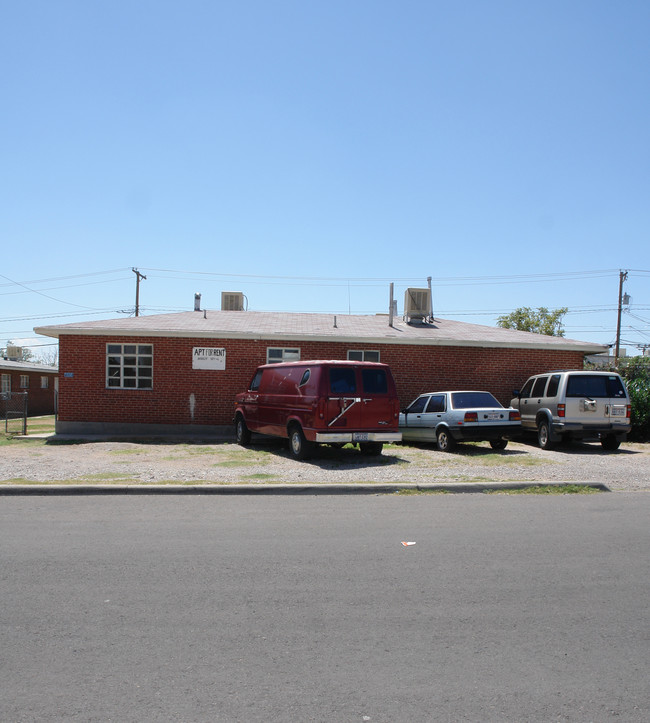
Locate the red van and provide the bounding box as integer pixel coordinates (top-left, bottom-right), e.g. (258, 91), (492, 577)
(234, 360), (402, 459)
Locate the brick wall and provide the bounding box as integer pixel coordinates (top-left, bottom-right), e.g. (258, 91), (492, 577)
(57, 334), (585, 426)
(0, 369), (57, 416)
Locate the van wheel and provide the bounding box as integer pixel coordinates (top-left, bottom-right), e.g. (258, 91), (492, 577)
(489, 439), (508, 450)
(288, 425), (313, 460)
(359, 442), (383, 456)
(235, 416), (251, 446)
(537, 421), (554, 450)
(601, 435), (620, 451)
(436, 428), (455, 452)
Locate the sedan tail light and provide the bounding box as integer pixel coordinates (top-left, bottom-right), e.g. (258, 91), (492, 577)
(509, 411), (521, 421)
(463, 412), (478, 423)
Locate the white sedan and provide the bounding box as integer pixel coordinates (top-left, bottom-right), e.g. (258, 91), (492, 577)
(399, 391), (522, 451)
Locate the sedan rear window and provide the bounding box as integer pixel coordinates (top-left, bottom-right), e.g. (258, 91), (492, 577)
(451, 392), (502, 409)
(566, 374), (626, 398)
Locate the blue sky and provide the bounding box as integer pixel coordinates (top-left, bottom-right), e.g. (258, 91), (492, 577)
(1, 0), (649, 358)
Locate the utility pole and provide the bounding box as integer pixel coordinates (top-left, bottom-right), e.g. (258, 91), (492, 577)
(132, 268), (146, 317)
(614, 269), (628, 366)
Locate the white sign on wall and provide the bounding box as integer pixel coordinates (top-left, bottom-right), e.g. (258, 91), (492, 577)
(192, 347), (226, 370)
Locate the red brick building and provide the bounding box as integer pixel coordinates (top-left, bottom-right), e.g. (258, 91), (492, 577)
(0, 359), (58, 417)
(35, 308), (605, 436)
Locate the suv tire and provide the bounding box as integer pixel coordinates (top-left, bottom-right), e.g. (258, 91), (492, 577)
(601, 434), (621, 451)
(537, 420), (554, 450)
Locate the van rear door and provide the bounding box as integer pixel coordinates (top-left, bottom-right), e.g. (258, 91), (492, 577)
(358, 366), (397, 433)
(325, 366), (361, 431)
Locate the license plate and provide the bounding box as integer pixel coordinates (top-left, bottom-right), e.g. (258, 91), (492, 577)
(611, 406), (625, 417)
(353, 432), (369, 441)
(485, 413), (500, 420)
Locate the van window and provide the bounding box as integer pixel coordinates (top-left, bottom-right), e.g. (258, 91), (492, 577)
(566, 374), (626, 399)
(299, 369), (310, 386)
(546, 374), (561, 397)
(361, 368), (388, 393)
(329, 368), (356, 394)
(531, 376), (548, 397)
(250, 370), (263, 391)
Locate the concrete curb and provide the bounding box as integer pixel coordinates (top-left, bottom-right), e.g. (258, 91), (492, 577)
(0, 482), (610, 495)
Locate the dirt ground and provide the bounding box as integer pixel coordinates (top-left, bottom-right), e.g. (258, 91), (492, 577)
(1, 436), (648, 491)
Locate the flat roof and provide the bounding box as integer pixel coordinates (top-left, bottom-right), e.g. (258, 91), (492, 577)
(34, 310), (607, 353)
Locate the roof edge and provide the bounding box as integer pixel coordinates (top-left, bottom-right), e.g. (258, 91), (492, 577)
(34, 326), (606, 353)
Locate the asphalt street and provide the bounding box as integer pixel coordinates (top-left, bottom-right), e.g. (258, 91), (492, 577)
(1, 493), (648, 722)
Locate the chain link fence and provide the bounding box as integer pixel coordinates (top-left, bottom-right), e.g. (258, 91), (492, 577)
(1, 391), (28, 435)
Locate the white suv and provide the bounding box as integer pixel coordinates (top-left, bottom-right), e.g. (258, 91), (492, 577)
(510, 370), (631, 450)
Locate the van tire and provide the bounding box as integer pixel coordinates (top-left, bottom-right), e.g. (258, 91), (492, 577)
(359, 442), (383, 456)
(537, 420), (554, 450)
(235, 415), (251, 446)
(288, 425), (313, 460)
(436, 428), (455, 452)
(601, 435), (620, 451)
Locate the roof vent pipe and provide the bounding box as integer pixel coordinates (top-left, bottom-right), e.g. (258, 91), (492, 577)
(389, 283), (394, 327)
(427, 276), (434, 321)
(194, 293), (201, 311)
(333, 315), (338, 328)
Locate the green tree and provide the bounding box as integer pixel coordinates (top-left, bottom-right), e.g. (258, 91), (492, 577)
(497, 307), (568, 337)
(620, 357), (650, 441)
(584, 356), (650, 441)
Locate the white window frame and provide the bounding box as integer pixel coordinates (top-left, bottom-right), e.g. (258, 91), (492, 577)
(347, 349), (380, 362)
(20, 375), (29, 388)
(1, 374), (10, 394)
(266, 347), (300, 364)
(106, 343), (153, 389)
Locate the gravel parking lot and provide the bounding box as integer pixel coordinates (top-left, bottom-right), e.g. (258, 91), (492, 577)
(1, 436), (648, 491)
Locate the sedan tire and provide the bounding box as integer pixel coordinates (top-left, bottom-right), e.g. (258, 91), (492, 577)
(489, 439), (508, 450)
(435, 428), (456, 452)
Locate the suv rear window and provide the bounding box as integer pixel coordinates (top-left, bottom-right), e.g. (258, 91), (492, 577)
(566, 374), (626, 399)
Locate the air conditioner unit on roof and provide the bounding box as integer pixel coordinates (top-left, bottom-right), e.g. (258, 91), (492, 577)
(404, 288), (431, 322)
(221, 292), (245, 311)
